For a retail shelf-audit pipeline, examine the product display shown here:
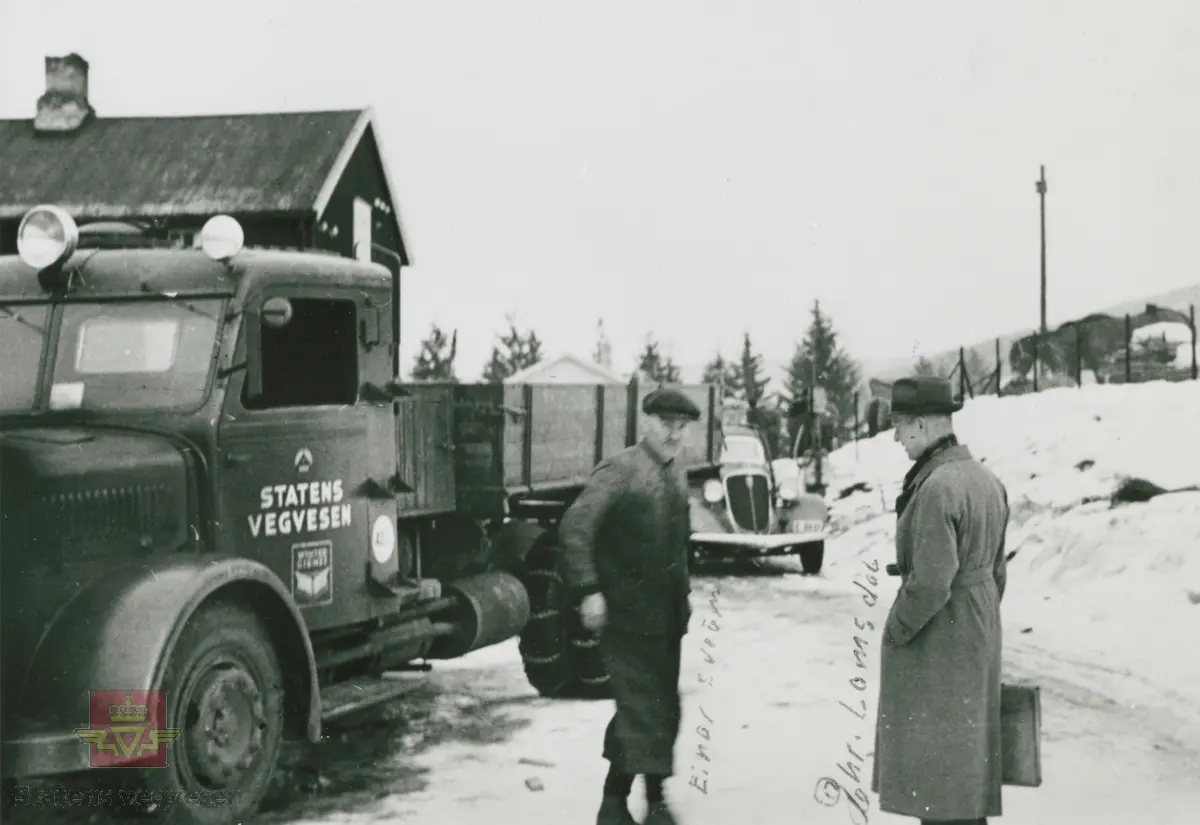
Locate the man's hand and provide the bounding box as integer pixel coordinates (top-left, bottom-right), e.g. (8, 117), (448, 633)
(579, 592), (607, 632)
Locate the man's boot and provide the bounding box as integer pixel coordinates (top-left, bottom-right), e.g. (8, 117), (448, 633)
(644, 800), (679, 825)
(596, 795), (637, 825)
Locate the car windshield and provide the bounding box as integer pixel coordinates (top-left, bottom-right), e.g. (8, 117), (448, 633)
(0, 303), (51, 412)
(45, 299), (223, 411)
(722, 434), (766, 464)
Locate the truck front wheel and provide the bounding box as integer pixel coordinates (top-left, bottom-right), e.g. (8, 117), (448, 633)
(147, 602), (285, 824)
(518, 541), (610, 699)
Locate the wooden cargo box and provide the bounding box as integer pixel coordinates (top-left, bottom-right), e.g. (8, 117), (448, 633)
(400, 381), (719, 518)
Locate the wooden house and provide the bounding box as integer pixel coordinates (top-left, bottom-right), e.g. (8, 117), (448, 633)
(0, 54), (410, 273)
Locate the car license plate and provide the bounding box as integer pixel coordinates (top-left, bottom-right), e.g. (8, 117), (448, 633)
(789, 520), (823, 535)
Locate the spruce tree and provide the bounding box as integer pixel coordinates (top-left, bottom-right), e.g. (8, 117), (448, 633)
(701, 352), (737, 395)
(481, 316), (543, 382)
(729, 333), (770, 408)
(637, 334), (682, 384)
(410, 323), (458, 381)
(784, 300), (862, 439)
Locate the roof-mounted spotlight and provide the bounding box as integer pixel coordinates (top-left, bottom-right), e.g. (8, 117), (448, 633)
(17, 205), (79, 271)
(200, 215), (244, 262)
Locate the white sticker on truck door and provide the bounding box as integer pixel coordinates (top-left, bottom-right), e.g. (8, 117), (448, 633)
(292, 540), (334, 606)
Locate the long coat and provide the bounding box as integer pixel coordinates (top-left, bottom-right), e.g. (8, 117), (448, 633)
(872, 443), (1009, 821)
(559, 440), (692, 776)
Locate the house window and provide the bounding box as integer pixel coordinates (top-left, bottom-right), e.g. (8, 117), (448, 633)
(244, 298), (359, 409)
(353, 197), (372, 262)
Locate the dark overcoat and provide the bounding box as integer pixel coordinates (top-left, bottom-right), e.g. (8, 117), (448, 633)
(559, 440), (692, 776)
(872, 443), (1010, 821)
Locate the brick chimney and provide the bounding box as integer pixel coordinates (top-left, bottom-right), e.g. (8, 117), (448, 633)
(35, 53), (94, 133)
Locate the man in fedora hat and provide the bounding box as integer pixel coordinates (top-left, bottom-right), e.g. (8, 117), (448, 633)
(872, 376), (1010, 825)
(560, 386), (701, 825)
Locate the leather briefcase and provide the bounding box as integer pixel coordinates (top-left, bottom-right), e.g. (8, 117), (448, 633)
(1000, 683), (1042, 787)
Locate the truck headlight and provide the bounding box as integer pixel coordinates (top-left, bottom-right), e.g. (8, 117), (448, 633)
(17, 205), (79, 270)
(200, 214), (244, 262)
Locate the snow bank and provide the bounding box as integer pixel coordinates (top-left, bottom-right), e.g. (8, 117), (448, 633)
(824, 380), (1200, 698)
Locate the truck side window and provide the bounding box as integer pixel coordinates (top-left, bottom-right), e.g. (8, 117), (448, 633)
(244, 298), (358, 409)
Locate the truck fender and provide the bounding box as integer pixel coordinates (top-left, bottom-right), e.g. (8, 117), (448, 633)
(18, 557), (321, 748)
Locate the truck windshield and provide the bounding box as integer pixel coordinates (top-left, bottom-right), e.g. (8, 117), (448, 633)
(0, 304), (50, 412)
(48, 299), (223, 411)
(721, 435), (766, 465)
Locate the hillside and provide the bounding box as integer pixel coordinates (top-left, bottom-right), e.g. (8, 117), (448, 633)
(865, 281), (1200, 383)
(824, 380), (1200, 699)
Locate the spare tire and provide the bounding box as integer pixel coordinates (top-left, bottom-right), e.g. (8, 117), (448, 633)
(518, 536), (610, 699)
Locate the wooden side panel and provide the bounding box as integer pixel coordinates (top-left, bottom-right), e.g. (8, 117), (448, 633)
(500, 383), (603, 489)
(602, 384), (630, 458)
(445, 381), (721, 509)
(448, 383), (503, 515)
(527, 385), (600, 486)
(394, 384), (457, 514)
(501, 383), (526, 489)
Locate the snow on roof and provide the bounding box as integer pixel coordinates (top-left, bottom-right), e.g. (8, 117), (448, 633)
(503, 352), (626, 384)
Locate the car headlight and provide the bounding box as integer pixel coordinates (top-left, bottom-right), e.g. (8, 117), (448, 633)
(778, 480), (799, 501)
(702, 479), (724, 504)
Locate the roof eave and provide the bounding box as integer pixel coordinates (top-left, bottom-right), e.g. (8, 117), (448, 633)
(0, 203), (314, 221)
(311, 106), (411, 267)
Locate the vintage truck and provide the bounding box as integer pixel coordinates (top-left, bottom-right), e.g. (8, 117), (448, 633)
(0, 206), (723, 823)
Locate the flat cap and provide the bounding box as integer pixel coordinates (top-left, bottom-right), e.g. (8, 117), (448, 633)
(642, 387), (701, 421)
(890, 375), (963, 416)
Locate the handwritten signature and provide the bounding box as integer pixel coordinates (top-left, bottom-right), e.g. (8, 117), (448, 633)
(814, 556), (880, 824)
(688, 584), (721, 796)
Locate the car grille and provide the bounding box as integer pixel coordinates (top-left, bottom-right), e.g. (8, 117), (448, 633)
(726, 474), (770, 532)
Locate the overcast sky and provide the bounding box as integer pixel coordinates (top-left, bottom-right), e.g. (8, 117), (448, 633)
(3, 1), (1198, 381)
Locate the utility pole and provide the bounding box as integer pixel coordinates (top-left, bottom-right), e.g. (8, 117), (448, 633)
(1036, 166), (1048, 389)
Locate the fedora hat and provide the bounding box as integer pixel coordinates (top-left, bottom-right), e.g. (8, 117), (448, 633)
(890, 375), (963, 416)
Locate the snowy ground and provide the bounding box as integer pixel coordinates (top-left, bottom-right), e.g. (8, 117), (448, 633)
(13, 382), (1200, 823)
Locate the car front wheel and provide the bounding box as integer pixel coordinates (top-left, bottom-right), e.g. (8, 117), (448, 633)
(800, 541), (825, 575)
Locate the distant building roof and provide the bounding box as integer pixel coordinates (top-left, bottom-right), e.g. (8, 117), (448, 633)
(505, 353), (626, 384)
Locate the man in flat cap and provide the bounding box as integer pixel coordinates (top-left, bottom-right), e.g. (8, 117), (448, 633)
(872, 376), (1010, 825)
(560, 386), (701, 825)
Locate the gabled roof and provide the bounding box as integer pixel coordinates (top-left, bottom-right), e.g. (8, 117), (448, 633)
(0, 107), (409, 262)
(504, 353), (627, 384)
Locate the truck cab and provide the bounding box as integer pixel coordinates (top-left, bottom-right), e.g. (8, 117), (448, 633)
(0, 207), (527, 822)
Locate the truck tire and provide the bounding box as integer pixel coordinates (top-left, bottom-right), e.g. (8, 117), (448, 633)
(139, 601), (285, 824)
(518, 541), (610, 700)
(800, 541), (825, 575)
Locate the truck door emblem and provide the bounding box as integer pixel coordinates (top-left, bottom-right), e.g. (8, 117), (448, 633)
(294, 448), (314, 474)
(292, 540), (333, 606)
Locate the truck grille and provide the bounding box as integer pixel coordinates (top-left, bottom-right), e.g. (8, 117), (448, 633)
(38, 485), (173, 550)
(726, 474), (770, 532)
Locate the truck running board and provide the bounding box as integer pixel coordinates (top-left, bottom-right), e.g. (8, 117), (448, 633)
(319, 671), (428, 723)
